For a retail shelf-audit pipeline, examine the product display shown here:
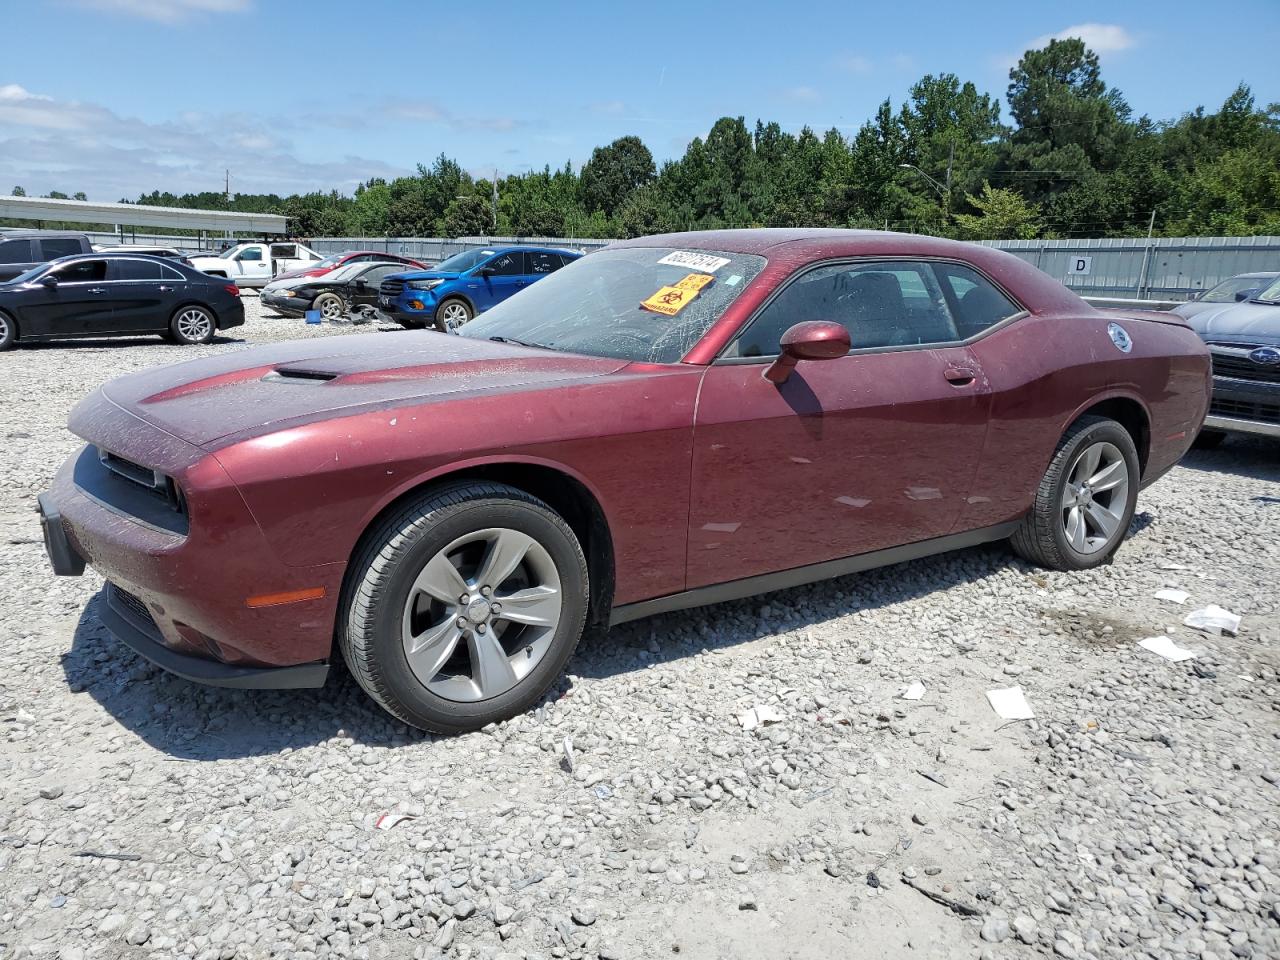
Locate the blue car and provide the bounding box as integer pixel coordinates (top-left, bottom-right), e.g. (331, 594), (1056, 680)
(378, 246), (582, 332)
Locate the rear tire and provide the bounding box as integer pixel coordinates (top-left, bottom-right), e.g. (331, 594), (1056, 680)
(338, 482), (589, 734)
(0, 311), (15, 351)
(1010, 415), (1140, 571)
(169, 305), (215, 345)
(433, 298), (472, 333)
(312, 292), (347, 322)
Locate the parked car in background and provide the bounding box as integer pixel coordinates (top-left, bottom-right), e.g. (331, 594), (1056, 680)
(379, 246), (581, 331)
(1180, 274), (1280, 445)
(1173, 272), (1279, 321)
(0, 253), (243, 350)
(0, 231), (92, 282)
(262, 261), (409, 320)
(188, 241), (324, 288)
(92, 244), (195, 268)
(39, 229), (1209, 733)
(272, 250), (427, 283)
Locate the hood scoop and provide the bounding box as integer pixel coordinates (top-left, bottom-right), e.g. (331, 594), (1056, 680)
(264, 366), (339, 385)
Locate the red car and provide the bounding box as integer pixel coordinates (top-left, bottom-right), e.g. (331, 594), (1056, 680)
(273, 250), (427, 282)
(39, 230), (1210, 733)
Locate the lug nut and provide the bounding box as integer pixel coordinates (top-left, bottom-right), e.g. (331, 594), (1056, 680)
(456, 616), (467, 628)
(459, 594), (470, 605)
(491, 603), (501, 614)
(476, 623), (486, 633)
(481, 585), (492, 597)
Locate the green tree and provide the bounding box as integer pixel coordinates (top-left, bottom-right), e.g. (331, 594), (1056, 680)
(11, 186), (25, 196)
(442, 194), (495, 237)
(580, 135), (655, 217)
(953, 182), (1041, 239)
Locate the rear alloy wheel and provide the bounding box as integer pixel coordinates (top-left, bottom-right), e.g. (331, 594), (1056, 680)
(312, 292), (347, 322)
(0, 311), (15, 351)
(434, 298), (472, 333)
(1010, 415), (1140, 570)
(170, 305), (215, 345)
(339, 482), (588, 734)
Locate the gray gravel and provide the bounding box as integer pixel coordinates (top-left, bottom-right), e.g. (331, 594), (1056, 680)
(1, 296), (1278, 959)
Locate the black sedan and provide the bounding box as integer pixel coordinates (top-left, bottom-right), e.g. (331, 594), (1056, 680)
(0, 254), (245, 350)
(261, 261), (408, 320)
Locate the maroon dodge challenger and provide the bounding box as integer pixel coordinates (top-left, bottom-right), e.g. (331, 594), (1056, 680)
(39, 230), (1210, 733)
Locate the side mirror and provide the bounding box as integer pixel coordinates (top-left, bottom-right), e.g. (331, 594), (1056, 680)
(763, 321), (851, 384)
(40, 274), (58, 287)
(355, 278), (368, 289)
(475, 265), (495, 277)
(1234, 289), (1257, 302)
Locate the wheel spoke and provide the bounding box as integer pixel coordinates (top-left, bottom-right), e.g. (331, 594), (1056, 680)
(411, 553), (469, 605)
(1087, 458), (1126, 493)
(1076, 444), (1102, 483)
(494, 585), (560, 627)
(403, 617), (464, 680)
(468, 629), (518, 698)
(1084, 502), (1121, 539)
(475, 530), (533, 590)
(1065, 505), (1088, 551)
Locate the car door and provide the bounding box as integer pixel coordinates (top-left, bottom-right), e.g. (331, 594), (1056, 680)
(233, 244), (270, 283)
(104, 258), (181, 332)
(472, 251), (527, 311)
(20, 259), (114, 338)
(686, 259), (992, 589)
(351, 264), (399, 308)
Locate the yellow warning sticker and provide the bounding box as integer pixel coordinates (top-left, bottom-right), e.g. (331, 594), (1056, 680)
(640, 286), (694, 316)
(674, 272), (715, 292)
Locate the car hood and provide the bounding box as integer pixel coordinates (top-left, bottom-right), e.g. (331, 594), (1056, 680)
(262, 276), (311, 294)
(1183, 300), (1280, 344)
(387, 270), (462, 283)
(95, 332), (629, 447)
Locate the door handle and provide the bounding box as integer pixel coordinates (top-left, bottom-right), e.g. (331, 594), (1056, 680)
(944, 365), (976, 386)
(87, 287), (107, 294)
(159, 285), (175, 292)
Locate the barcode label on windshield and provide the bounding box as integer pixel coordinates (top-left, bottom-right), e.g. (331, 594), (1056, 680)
(657, 251), (731, 273)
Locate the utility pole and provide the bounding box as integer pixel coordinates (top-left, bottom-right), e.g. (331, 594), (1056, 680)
(944, 140), (954, 220)
(1137, 210), (1157, 298)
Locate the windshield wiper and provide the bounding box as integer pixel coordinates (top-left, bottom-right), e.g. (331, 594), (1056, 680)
(488, 335), (551, 350)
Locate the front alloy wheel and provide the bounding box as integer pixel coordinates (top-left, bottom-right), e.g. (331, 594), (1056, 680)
(339, 481), (588, 733)
(435, 299), (471, 333)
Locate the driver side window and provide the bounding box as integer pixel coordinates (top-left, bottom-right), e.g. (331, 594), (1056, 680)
(732, 260), (960, 357)
(237, 247), (264, 262)
(486, 252), (526, 276)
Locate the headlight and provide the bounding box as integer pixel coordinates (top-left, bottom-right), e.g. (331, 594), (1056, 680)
(406, 279), (444, 291)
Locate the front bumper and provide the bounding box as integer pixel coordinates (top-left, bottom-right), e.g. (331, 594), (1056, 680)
(40, 417), (342, 688)
(262, 294), (311, 317)
(1205, 358), (1280, 437)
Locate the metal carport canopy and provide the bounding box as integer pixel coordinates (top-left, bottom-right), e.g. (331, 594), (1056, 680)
(0, 195), (286, 234)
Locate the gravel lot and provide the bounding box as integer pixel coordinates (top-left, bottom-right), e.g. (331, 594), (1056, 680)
(2, 296), (1278, 960)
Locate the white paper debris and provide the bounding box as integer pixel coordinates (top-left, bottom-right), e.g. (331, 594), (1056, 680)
(985, 686), (1034, 720)
(1159, 562), (1190, 571)
(561, 736), (575, 774)
(900, 681), (926, 701)
(737, 704), (785, 731)
(374, 813), (415, 831)
(1183, 605), (1241, 636)
(1155, 588), (1189, 604)
(1138, 635), (1199, 662)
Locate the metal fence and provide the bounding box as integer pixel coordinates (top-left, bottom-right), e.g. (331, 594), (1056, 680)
(79, 229), (1280, 302)
(978, 235), (1280, 300)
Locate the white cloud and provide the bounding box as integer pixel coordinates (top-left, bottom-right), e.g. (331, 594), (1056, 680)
(379, 99), (517, 133)
(1030, 22), (1135, 54)
(835, 55), (873, 75)
(589, 100), (627, 116)
(780, 86), (821, 103)
(67, 0), (252, 22)
(0, 84), (402, 199)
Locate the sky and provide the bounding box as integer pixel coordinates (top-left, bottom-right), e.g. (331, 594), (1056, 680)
(0, 0), (1276, 201)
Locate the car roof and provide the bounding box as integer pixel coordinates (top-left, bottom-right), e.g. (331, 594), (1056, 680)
(487, 245), (580, 255)
(1222, 271), (1279, 280)
(609, 227), (969, 258)
(0, 230), (87, 239)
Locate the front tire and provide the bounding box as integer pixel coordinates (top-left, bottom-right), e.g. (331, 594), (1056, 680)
(0, 310), (16, 351)
(1010, 415), (1140, 571)
(169, 305), (215, 345)
(312, 292), (347, 322)
(433, 298), (472, 333)
(339, 482), (589, 734)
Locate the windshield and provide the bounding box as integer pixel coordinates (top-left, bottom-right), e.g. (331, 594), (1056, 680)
(310, 254), (345, 269)
(7, 263), (48, 284)
(459, 246), (767, 363)
(1201, 275), (1274, 303)
(323, 263), (366, 283)
(1253, 277), (1280, 303)
(435, 249), (494, 273)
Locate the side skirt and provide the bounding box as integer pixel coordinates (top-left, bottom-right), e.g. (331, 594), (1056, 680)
(608, 521), (1021, 627)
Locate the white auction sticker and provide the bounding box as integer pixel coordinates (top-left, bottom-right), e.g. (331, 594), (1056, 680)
(658, 251), (731, 273)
